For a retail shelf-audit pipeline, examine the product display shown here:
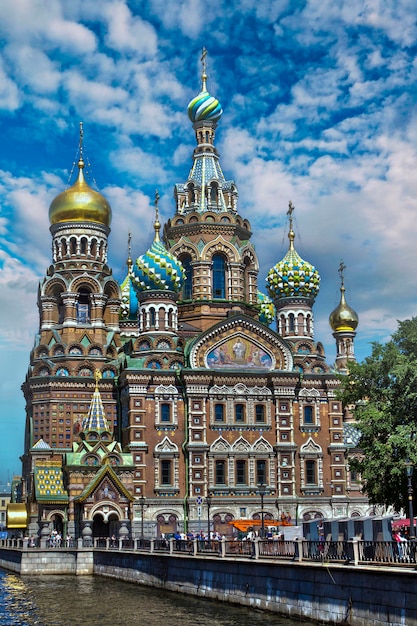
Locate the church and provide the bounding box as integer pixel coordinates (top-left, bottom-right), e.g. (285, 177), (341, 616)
(19, 54), (367, 540)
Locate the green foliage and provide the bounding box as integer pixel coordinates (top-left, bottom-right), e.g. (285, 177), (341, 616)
(339, 317), (417, 512)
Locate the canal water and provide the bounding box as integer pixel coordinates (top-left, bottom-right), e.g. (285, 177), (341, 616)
(0, 568), (318, 626)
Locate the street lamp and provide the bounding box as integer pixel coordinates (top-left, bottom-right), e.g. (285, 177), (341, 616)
(206, 493), (212, 540)
(139, 495), (146, 539)
(258, 483), (267, 538)
(405, 460), (415, 539)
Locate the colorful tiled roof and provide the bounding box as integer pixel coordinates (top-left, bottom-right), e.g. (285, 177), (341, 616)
(34, 464), (68, 502)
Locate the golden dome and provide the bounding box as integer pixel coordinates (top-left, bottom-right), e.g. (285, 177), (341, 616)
(49, 158), (112, 227)
(329, 286), (358, 332)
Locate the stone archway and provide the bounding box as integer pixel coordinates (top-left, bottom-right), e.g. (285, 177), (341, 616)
(50, 512), (64, 535)
(92, 512), (120, 538)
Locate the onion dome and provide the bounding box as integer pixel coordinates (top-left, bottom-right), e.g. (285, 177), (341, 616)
(187, 48), (223, 123)
(49, 124), (111, 227)
(257, 290), (276, 326)
(132, 193), (184, 293)
(49, 157), (111, 227)
(266, 204), (320, 301)
(120, 236), (139, 320)
(329, 263), (358, 332)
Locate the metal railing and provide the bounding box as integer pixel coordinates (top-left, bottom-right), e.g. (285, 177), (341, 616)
(1, 536), (416, 567)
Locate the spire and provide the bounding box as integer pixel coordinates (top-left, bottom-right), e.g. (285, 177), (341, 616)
(287, 200), (296, 251)
(201, 46), (208, 92)
(126, 231), (132, 272)
(154, 189), (161, 242)
(82, 370), (110, 432)
(77, 121), (85, 183)
(177, 50), (235, 214)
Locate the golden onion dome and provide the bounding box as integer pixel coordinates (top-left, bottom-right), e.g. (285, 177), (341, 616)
(49, 158), (112, 227)
(329, 285), (359, 332)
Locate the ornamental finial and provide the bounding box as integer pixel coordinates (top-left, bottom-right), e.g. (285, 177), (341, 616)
(127, 232), (132, 271)
(154, 189), (161, 241)
(287, 200), (295, 250)
(338, 260), (346, 289)
(78, 121), (85, 171)
(201, 47), (208, 92)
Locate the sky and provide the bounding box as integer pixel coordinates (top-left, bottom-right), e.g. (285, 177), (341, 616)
(0, 0), (416, 483)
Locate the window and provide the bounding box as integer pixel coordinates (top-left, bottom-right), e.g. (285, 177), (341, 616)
(161, 460), (172, 485)
(76, 289), (91, 323)
(235, 403), (245, 423)
(255, 404), (265, 423)
(304, 406), (314, 424)
(236, 460), (246, 485)
(256, 459), (266, 485)
(215, 404), (225, 422)
(161, 403), (171, 422)
(306, 460), (316, 484)
(181, 254), (193, 300)
(215, 460), (226, 484)
(289, 313), (295, 332)
(212, 254), (226, 299)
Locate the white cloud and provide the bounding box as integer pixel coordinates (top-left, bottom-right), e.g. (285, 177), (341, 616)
(0, 60), (20, 110)
(102, 2), (157, 56)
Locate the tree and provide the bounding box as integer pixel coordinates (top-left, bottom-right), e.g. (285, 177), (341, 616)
(339, 317), (417, 512)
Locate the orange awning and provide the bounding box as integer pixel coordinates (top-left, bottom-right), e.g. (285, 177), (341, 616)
(228, 519), (285, 532)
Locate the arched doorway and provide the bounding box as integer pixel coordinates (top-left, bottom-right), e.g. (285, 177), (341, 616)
(92, 513), (107, 538)
(51, 513), (64, 535)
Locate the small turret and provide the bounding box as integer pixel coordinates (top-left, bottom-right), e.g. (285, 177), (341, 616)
(329, 261), (358, 372)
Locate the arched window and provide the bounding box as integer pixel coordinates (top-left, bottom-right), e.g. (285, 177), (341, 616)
(212, 254), (226, 299)
(188, 183), (195, 204)
(289, 313), (295, 332)
(80, 237), (87, 254)
(180, 254), (193, 300)
(304, 406), (314, 424)
(77, 289), (91, 323)
(210, 182), (218, 203)
(70, 237), (77, 255)
(214, 404), (224, 422)
(243, 257), (251, 302)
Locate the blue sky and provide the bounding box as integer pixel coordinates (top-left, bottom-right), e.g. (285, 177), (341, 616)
(0, 0), (416, 483)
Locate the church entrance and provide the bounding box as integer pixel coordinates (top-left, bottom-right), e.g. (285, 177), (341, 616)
(92, 512), (120, 538)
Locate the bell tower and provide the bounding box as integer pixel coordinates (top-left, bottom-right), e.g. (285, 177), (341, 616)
(22, 125), (122, 495)
(164, 49), (260, 333)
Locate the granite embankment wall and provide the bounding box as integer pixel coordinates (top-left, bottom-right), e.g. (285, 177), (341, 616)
(0, 548), (93, 575)
(94, 550), (417, 626)
(1, 548), (416, 626)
